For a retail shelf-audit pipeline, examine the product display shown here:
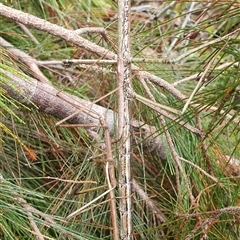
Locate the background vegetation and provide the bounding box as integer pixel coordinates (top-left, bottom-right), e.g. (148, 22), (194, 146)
(0, 0), (240, 239)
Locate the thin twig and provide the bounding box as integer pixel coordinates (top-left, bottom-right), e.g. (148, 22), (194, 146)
(167, 2), (196, 53)
(134, 93), (204, 137)
(175, 27), (240, 63)
(15, 197), (57, 225)
(74, 27), (106, 35)
(183, 205), (240, 240)
(62, 59), (117, 65)
(99, 116), (119, 240)
(44, 176), (97, 184)
(165, 114), (199, 209)
(182, 40), (228, 113)
(172, 61), (239, 87)
(132, 179), (166, 223)
(179, 157), (218, 183)
(17, 198), (45, 240)
(65, 187), (114, 220)
(195, 115), (214, 177)
(17, 22), (39, 44)
(177, 206), (240, 218)
(0, 37), (50, 84)
(136, 74), (195, 206)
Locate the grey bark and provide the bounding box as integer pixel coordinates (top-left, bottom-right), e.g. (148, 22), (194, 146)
(2, 69), (116, 132)
(0, 3), (185, 101)
(1, 69), (167, 160)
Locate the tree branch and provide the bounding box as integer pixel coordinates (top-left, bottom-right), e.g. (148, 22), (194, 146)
(0, 37), (50, 84)
(0, 3), (185, 101)
(1, 69), (167, 160)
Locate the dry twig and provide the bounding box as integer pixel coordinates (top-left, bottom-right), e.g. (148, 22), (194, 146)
(0, 37), (50, 84)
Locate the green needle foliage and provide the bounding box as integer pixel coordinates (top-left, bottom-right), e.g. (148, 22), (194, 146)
(1, 1), (240, 239)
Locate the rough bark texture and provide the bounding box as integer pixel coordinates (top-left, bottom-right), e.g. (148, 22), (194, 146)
(0, 3), (167, 160)
(2, 69), (116, 134)
(0, 3), (185, 101)
(2, 69), (167, 160)
(117, 0), (133, 238)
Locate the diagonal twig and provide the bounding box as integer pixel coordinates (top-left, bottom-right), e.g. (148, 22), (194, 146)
(0, 37), (50, 84)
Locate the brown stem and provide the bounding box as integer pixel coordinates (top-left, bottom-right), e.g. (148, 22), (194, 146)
(100, 116), (119, 240)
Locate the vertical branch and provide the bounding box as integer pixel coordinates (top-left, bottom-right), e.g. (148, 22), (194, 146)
(117, 0), (133, 239)
(99, 116), (119, 240)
